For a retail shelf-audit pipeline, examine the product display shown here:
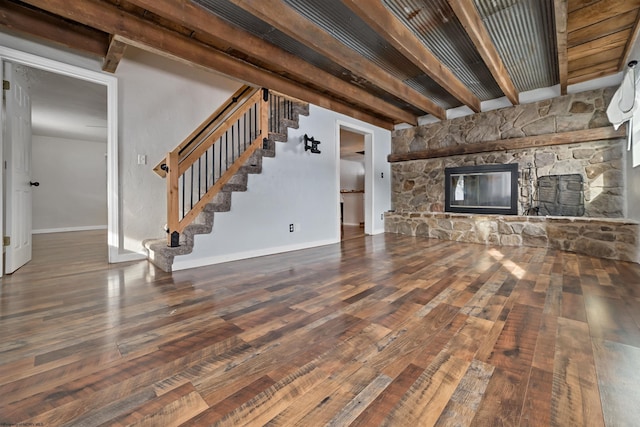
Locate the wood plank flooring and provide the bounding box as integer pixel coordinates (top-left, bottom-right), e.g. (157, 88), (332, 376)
(341, 225), (365, 241)
(1, 230), (640, 426)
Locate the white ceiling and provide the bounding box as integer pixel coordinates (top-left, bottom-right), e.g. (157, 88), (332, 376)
(18, 64), (107, 143)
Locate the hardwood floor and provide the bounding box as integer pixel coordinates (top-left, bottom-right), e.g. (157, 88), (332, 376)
(1, 230), (640, 426)
(341, 225), (365, 241)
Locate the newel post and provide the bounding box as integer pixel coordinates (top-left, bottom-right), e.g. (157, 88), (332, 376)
(261, 88), (269, 141)
(166, 151), (180, 247)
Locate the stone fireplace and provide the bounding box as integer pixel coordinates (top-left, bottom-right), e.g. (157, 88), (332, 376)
(385, 87), (639, 263)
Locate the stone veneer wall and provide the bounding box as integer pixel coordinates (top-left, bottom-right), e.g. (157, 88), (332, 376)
(387, 88), (640, 263)
(392, 140), (625, 217)
(391, 88), (624, 217)
(385, 212), (639, 263)
(392, 88), (614, 155)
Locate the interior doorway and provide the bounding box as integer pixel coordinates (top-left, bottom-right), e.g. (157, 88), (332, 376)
(0, 46), (119, 277)
(28, 66), (109, 235)
(2, 61), (108, 274)
(339, 128), (365, 241)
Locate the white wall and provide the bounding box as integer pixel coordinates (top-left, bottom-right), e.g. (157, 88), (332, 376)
(342, 193), (364, 225)
(370, 126), (392, 234)
(173, 104), (391, 270)
(340, 158), (364, 189)
(32, 135), (107, 232)
(116, 47), (242, 253)
(628, 152), (640, 222)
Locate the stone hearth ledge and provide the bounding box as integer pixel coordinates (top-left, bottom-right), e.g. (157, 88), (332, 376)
(384, 211), (639, 264)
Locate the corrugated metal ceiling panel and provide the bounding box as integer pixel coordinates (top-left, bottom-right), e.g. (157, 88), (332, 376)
(284, 0), (422, 81)
(405, 74), (461, 107)
(474, 0), (558, 91)
(384, 0), (504, 101)
(193, 0), (352, 81)
(283, 0), (462, 108)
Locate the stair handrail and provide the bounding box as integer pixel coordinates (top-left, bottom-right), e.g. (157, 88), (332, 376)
(153, 85), (259, 177)
(160, 86), (269, 246)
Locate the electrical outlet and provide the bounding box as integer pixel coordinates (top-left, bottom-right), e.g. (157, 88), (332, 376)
(289, 223), (294, 232)
(381, 213), (384, 220)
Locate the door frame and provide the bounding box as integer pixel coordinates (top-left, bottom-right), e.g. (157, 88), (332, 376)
(0, 46), (120, 277)
(335, 120), (374, 236)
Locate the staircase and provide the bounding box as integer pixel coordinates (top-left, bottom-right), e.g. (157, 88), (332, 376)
(143, 87), (309, 272)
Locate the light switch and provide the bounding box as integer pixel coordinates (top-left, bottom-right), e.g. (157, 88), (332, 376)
(137, 154), (147, 165)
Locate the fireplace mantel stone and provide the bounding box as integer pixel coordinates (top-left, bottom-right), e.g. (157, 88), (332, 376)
(384, 211), (639, 264)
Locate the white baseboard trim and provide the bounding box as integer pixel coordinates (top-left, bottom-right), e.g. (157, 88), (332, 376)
(110, 251), (147, 263)
(33, 225), (108, 234)
(172, 238), (338, 271)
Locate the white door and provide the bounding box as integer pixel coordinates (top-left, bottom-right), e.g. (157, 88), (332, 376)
(3, 62), (33, 273)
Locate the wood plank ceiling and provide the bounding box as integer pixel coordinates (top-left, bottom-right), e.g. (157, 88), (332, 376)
(1, 0), (639, 130)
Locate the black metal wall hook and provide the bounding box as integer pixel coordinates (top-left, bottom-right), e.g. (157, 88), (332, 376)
(304, 134), (321, 154)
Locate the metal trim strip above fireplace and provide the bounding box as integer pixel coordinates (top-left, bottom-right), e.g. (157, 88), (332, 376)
(445, 164), (518, 215)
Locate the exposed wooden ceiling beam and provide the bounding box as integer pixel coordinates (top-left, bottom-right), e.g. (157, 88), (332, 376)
(341, 0), (481, 113)
(125, 0), (417, 125)
(446, 0), (519, 105)
(18, 0), (394, 129)
(102, 35), (127, 73)
(227, 0), (446, 120)
(554, 0), (569, 94)
(0, 0), (108, 58)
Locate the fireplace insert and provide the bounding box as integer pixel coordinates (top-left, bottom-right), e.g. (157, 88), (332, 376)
(537, 174), (584, 216)
(444, 164), (518, 215)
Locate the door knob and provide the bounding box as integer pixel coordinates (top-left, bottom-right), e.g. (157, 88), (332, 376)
(29, 181), (40, 187)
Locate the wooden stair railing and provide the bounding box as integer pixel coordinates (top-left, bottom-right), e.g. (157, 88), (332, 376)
(153, 85), (258, 177)
(156, 85), (269, 247)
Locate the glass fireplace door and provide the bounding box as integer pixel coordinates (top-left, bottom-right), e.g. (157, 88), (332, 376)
(445, 164), (518, 215)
